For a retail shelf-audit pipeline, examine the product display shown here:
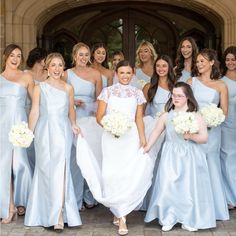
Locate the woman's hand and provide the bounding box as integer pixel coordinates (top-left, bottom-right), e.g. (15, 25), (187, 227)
(74, 99), (85, 108)
(72, 124), (82, 136)
(183, 132), (192, 140)
(140, 136), (147, 148)
(143, 144), (150, 154)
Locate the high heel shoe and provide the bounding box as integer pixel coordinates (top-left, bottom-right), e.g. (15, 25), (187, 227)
(17, 206), (25, 216)
(54, 223), (64, 233)
(1, 208), (18, 224)
(118, 217), (128, 235)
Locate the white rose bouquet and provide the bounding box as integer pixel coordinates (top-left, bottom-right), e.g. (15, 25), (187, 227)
(101, 111), (133, 138)
(172, 111), (199, 134)
(200, 103), (225, 128)
(8, 121), (34, 148)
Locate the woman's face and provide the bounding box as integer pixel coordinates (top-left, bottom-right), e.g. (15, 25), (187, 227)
(117, 65), (133, 85)
(225, 53), (236, 71)
(93, 47), (106, 64)
(196, 54), (213, 75)
(172, 87), (187, 108)
(6, 48), (22, 69)
(47, 57), (64, 79)
(112, 54), (124, 69)
(180, 40), (193, 59)
(138, 45), (152, 63)
(155, 59), (169, 78)
(75, 46), (90, 67)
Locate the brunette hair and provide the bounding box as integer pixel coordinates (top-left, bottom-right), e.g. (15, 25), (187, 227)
(2, 44), (24, 72)
(165, 82), (198, 112)
(115, 60), (133, 73)
(193, 48), (221, 80)
(90, 42), (109, 68)
(175, 37), (198, 80)
(26, 47), (47, 68)
(221, 46), (236, 76)
(147, 55), (176, 103)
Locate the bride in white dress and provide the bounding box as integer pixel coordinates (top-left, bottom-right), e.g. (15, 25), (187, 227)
(76, 60), (155, 235)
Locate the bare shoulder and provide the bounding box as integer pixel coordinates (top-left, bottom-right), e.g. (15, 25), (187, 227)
(186, 77), (192, 85)
(89, 67), (101, 79)
(143, 82), (150, 91)
(215, 79), (228, 92)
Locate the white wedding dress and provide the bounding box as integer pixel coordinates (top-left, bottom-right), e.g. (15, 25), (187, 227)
(76, 83), (155, 217)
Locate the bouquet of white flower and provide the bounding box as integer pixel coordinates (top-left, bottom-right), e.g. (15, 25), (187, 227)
(172, 111), (199, 134)
(200, 103), (225, 128)
(101, 111), (133, 138)
(8, 121), (34, 148)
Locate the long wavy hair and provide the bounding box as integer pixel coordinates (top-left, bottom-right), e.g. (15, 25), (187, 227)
(1, 44), (24, 72)
(221, 46), (236, 76)
(165, 82), (199, 112)
(175, 37), (198, 80)
(193, 48), (221, 80)
(90, 42), (109, 68)
(147, 55), (176, 103)
(135, 41), (157, 68)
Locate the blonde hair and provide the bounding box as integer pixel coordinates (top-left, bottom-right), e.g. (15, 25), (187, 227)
(71, 42), (90, 66)
(45, 52), (65, 69)
(135, 41), (157, 68)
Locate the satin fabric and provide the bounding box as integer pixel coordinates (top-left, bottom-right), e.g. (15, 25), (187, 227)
(191, 77), (229, 220)
(141, 86), (170, 211)
(145, 111), (216, 229)
(67, 68), (96, 208)
(76, 94), (155, 218)
(24, 82), (81, 227)
(0, 75), (32, 219)
(178, 69), (191, 82)
(220, 76), (236, 206)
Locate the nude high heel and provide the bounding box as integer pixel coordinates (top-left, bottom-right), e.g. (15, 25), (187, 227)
(118, 216), (128, 235)
(1, 208), (18, 224)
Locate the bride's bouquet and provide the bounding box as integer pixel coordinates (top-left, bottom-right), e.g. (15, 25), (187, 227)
(200, 103), (225, 128)
(101, 110), (133, 138)
(8, 121), (34, 148)
(172, 111), (199, 134)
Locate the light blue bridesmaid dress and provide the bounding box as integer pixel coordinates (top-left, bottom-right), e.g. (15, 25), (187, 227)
(141, 86), (170, 211)
(24, 82), (81, 227)
(178, 69), (191, 82)
(145, 110), (216, 229)
(67, 69), (97, 209)
(136, 68), (151, 83)
(145, 86), (170, 117)
(191, 77), (229, 220)
(220, 76), (236, 206)
(0, 75), (32, 219)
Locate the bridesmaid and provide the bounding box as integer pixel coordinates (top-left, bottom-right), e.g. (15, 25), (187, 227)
(187, 48), (229, 220)
(24, 47), (48, 173)
(135, 41), (157, 85)
(175, 37), (198, 82)
(63, 42), (102, 210)
(0, 44), (34, 222)
(140, 55), (175, 211)
(91, 42), (113, 87)
(144, 82), (216, 232)
(220, 46), (236, 209)
(25, 53), (82, 231)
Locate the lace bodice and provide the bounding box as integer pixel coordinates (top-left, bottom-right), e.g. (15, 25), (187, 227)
(98, 83), (146, 103)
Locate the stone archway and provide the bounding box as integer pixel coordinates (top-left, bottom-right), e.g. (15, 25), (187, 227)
(1, 0), (236, 66)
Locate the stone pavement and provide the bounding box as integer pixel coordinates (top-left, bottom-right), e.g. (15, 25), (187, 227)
(0, 205), (236, 236)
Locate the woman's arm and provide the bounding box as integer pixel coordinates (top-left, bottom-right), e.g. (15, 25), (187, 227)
(107, 69), (113, 87)
(94, 71), (103, 97)
(219, 81), (228, 116)
(143, 113), (167, 153)
(68, 84), (81, 135)
(142, 83), (150, 112)
(24, 72), (35, 99)
(135, 104), (146, 147)
(28, 85), (40, 132)
(96, 100), (107, 127)
(183, 113), (208, 144)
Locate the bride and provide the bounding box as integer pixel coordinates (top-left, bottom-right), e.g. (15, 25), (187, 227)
(76, 60), (155, 235)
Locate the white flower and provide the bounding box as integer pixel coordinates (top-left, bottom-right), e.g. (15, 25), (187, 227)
(101, 110), (133, 138)
(172, 111), (199, 134)
(156, 110), (165, 118)
(200, 103), (225, 128)
(8, 121), (34, 148)
(138, 79), (148, 89)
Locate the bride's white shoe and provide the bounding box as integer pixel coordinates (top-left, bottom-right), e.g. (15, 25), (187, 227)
(161, 224), (175, 231)
(181, 224), (198, 232)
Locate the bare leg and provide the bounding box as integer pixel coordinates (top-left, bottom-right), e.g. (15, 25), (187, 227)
(118, 216), (128, 235)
